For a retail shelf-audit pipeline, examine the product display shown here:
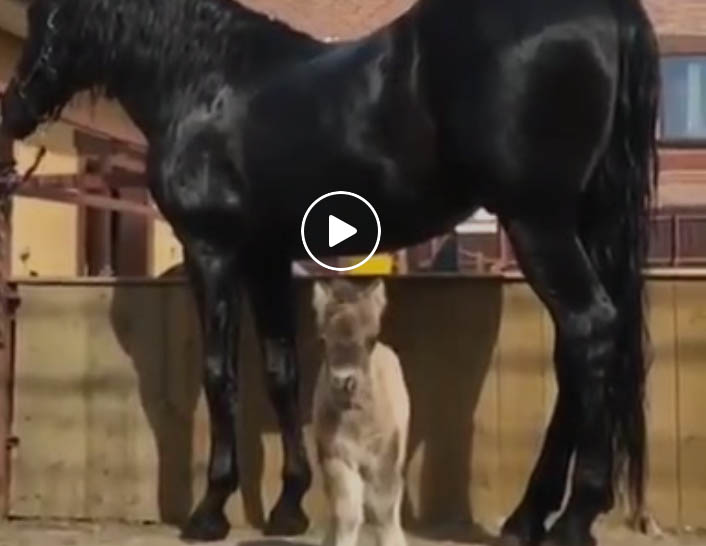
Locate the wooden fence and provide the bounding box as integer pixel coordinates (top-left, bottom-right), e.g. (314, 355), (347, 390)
(5, 276), (706, 533)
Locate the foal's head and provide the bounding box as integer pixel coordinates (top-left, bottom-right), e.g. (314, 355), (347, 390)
(312, 279), (387, 403)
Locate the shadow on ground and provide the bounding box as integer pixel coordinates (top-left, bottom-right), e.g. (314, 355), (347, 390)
(109, 272), (503, 539)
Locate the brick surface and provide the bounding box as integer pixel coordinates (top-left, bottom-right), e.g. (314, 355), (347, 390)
(238, 0), (706, 41)
(643, 0), (706, 37)
(239, 0), (415, 40)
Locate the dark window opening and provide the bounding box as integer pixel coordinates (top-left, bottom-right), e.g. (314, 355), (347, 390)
(660, 56), (706, 144)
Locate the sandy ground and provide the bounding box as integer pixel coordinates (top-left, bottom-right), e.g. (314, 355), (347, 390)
(1, 521), (706, 546)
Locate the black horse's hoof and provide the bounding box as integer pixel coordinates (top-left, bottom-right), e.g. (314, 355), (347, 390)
(498, 531), (538, 546)
(264, 499), (309, 536)
(500, 513), (546, 546)
(181, 508), (230, 542)
(540, 520), (596, 546)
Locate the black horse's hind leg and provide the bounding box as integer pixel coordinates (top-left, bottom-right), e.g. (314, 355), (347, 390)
(181, 243), (241, 542)
(502, 218), (618, 546)
(246, 256), (312, 536)
(501, 391), (576, 546)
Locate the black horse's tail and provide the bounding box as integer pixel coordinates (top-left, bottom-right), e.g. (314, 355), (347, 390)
(578, 0), (660, 525)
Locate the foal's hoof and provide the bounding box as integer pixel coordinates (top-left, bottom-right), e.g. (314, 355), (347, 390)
(181, 508), (230, 542)
(264, 499), (309, 536)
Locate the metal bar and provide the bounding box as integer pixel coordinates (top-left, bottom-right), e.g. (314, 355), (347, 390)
(22, 172), (145, 191)
(674, 214), (681, 267)
(16, 186), (163, 220)
(0, 133), (14, 515)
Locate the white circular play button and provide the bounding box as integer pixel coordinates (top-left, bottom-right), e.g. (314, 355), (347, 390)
(328, 215), (358, 248)
(301, 191), (381, 272)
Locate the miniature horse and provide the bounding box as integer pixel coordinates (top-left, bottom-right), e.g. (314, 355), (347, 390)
(312, 279), (410, 546)
(0, 0), (659, 544)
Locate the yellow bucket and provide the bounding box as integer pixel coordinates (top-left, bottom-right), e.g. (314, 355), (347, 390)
(341, 254), (394, 275)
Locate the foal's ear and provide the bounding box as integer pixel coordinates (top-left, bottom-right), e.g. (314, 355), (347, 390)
(364, 278), (387, 314)
(312, 281), (332, 322)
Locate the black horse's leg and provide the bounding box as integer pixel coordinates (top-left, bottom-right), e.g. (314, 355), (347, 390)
(501, 390), (576, 546)
(181, 243), (241, 542)
(502, 218), (618, 546)
(246, 256), (312, 536)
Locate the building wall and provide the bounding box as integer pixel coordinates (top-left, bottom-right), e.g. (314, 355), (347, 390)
(644, 0), (706, 39)
(10, 121), (82, 278)
(152, 220), (184, 277)
(11, 197), (78, 277)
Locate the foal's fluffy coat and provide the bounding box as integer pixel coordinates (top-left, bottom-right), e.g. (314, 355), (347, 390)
(312, 279), (410, 546)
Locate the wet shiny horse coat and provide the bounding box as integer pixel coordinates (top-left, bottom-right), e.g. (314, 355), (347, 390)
(1, 0), (659, 544)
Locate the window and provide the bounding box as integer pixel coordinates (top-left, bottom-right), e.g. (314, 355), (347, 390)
(661, 56), (706, 143)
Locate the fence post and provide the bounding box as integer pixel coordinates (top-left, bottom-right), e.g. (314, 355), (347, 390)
(0, 133), (14, 515)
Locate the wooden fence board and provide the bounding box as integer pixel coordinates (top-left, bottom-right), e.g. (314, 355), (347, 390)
(496, 284), (548, 518)
(645, 282), (680, 528)
(675, 281), (706, 528)
(10, 287), (91, 517)
(6, 278), (706, 532)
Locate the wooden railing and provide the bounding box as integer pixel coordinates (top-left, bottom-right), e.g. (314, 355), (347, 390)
(405, 211), (706, 275)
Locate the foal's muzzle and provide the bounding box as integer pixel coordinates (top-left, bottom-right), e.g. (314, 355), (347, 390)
(332, 374), (357, 395)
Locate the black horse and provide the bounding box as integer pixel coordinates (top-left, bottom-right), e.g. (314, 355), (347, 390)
(0, 0), (659, 544)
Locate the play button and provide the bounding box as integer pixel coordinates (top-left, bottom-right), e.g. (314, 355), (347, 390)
(329, 215), (357, 248)
(301, 191), (381, 272)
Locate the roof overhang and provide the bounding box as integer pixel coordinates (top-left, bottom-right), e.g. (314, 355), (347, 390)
(0, 0), (27, 39)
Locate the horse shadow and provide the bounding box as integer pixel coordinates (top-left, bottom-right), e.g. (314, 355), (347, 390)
(380, 278), (502, 544)
(108, 270), (502, 543)
(109, 264), (267, 529)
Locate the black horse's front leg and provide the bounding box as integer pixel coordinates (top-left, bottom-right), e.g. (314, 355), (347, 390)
(181, 244), (241, 542)
(247, 256), (312, 536)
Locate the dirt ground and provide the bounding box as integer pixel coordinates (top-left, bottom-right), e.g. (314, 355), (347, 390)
(1, 521), (705, 546)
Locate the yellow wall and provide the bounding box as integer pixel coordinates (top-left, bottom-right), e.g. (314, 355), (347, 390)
(2, 27), (158, 278)
(152, 219), (184, 277)
(1, 29), (83, 277)
(6, 116), (82, 277)
(11, 197), (78, 277)
(0, 29), (18, 83)
(9, 121), (81, 277)
(13, 124), (82, 175)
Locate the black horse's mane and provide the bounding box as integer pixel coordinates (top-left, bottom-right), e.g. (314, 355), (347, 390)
(47, 0), (317, 97)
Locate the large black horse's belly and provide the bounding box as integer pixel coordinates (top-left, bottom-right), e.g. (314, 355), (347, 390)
(241, 28), (478, 256)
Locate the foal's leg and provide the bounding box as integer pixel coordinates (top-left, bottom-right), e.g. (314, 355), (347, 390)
(247, 256), (312, 535)
(182, 243), (241, 541)
(322, 458), (364, 546)
(366, 473), (407, 546)
(502, 219), (619, 546)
